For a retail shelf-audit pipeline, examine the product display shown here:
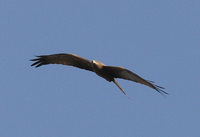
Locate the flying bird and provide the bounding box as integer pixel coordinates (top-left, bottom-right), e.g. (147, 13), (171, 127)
(30, 53), (168, 97)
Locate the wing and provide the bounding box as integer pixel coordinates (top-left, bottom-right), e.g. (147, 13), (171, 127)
(30, 53), (93, 71)
(103, 66), (168, 95)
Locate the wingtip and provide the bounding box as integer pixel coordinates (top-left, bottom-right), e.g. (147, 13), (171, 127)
(155, 87), (169, 96)
(147, 81), (168, 95)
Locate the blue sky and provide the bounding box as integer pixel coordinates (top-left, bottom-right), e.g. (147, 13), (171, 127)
(1, 1), (200, 137)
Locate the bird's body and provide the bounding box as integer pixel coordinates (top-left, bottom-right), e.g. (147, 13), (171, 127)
(30, 53), (168, 97)
(92, 60), (112, 81)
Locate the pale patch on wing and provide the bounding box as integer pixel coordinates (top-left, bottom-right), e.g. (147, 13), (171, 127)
(118, 70), (140, 82)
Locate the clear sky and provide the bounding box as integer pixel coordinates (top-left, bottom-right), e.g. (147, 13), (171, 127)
(1, 1), (200, 137)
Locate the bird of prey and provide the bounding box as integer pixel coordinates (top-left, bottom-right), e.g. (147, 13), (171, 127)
(30, 53), (168, 97)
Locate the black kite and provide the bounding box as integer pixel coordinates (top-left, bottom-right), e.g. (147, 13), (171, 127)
(30, 53), (168, 97)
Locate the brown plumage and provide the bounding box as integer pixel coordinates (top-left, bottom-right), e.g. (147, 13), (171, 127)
(30, 53), (168, 97)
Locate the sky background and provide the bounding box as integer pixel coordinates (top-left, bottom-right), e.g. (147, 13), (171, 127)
(1, 1), (200, 137)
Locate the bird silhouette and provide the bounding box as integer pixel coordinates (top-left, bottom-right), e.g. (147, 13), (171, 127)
(30, 53), (168, 97)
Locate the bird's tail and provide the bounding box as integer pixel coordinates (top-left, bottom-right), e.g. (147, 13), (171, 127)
(113, 79), (130, 98)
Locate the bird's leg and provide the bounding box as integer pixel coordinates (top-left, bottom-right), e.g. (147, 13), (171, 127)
(113, 79), (130, 99)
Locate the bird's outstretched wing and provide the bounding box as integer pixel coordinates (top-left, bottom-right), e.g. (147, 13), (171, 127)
(30, 53), (93, 71)
(103, 66), (168, 95)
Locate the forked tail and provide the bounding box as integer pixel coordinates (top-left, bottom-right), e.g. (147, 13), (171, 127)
(113, 79), (130, 98)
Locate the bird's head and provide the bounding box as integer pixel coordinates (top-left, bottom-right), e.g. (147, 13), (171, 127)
(91, 60), (105, 69)
(92, 60), (105, 65)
